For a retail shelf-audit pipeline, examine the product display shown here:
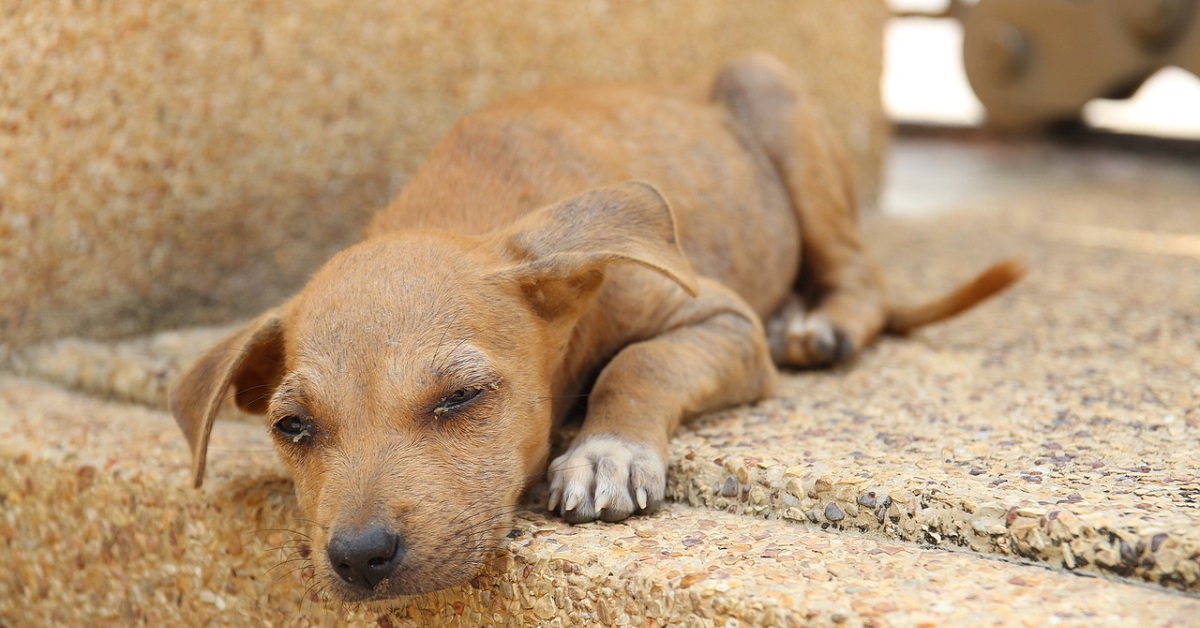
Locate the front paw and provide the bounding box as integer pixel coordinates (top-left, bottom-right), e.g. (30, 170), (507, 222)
(546, 435), (665, 524)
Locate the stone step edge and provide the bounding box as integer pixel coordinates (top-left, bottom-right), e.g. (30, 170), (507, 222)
(667, 451), (1200, 594)
(8, 449), (1199, 628)
(0, 450), (927, 626)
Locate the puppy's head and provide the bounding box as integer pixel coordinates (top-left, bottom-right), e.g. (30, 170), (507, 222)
(169, 182), (697, 602)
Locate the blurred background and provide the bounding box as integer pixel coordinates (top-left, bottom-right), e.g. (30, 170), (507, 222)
(882, 0), (1200, 216)
(887, 0), (1200, 135)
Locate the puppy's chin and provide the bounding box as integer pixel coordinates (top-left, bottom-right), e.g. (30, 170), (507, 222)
(321, 561), (476, 605)
(325, 558), (493, 607)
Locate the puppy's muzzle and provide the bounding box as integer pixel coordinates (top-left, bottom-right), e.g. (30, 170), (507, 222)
(327, 524), (406, 591)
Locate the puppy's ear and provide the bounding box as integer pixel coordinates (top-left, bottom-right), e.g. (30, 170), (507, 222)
(494, 181), (699, 318)
(169, 309), (286, 487)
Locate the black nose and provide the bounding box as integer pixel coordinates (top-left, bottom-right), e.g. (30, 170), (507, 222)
(326, 525), (405, 590)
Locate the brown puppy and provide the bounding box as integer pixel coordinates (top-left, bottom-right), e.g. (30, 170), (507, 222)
(171, 53), (1023, 602)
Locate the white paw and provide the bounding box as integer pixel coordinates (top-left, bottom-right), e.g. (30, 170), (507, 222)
(546, 435), (666, 524)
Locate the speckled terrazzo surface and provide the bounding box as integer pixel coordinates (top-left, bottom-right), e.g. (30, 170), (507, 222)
(4, 139), (1200, 625)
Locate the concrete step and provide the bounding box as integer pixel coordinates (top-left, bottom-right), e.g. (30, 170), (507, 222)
(3, 377), (1199, 626)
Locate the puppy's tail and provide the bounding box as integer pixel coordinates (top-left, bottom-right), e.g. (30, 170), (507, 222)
(885, 259), (1027, 335)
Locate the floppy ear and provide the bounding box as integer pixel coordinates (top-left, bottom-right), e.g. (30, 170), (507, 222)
(493, 181), (699, 318)
(168, 309), (286, 487)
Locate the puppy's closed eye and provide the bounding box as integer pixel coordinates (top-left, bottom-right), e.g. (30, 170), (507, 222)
(433, 387), (484, 417)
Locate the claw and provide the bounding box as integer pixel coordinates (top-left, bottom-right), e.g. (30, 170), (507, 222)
(545, 436), (666, 524)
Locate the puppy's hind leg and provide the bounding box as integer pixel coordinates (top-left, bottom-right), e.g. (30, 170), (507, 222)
(713, 53), (887, 368)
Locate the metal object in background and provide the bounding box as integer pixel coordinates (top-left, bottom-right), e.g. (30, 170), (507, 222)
(957, 0), (1200, 130)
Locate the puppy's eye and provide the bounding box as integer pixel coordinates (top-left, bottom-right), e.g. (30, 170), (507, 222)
(433, 387), (483, 416)
(274, 416), (313, 443)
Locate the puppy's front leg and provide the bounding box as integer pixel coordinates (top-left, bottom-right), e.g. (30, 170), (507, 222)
(548, 280), (776, 523)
